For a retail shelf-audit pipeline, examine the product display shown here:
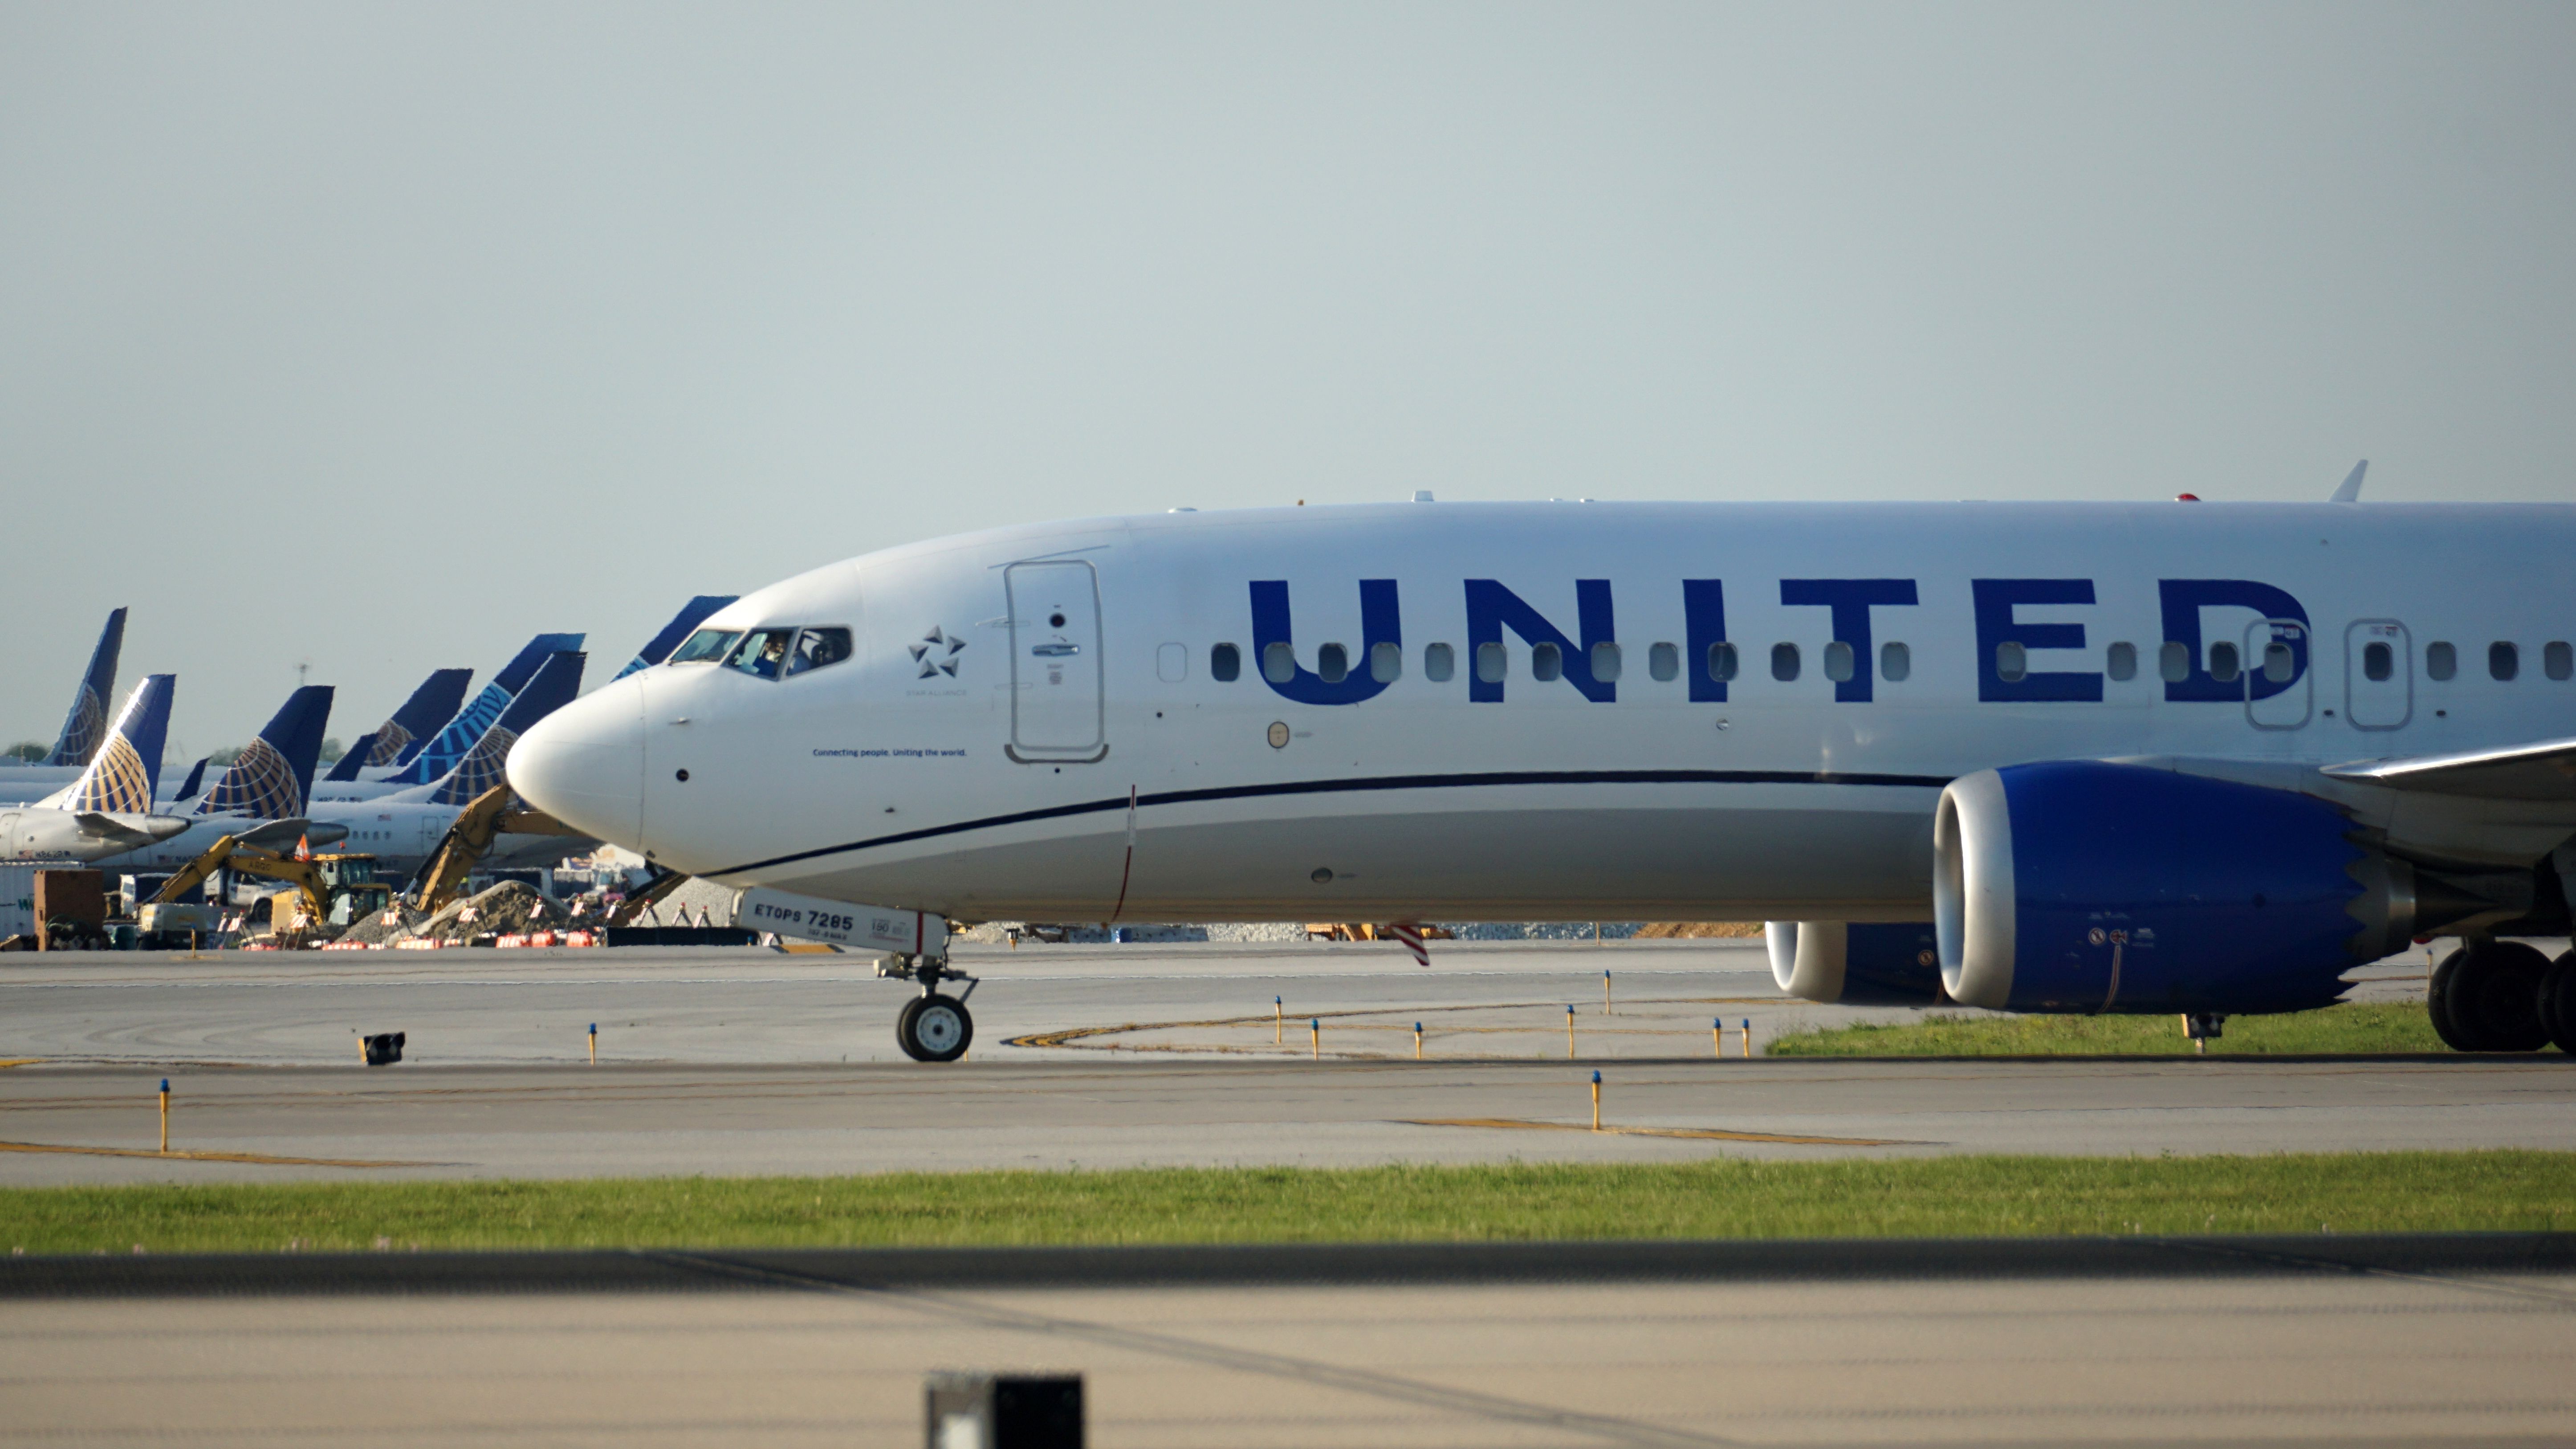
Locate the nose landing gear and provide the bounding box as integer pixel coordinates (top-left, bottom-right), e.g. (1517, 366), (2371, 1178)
(878, 953), (976, 1062)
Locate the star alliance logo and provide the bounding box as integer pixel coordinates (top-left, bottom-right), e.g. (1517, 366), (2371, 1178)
(909, 627), (967, 679)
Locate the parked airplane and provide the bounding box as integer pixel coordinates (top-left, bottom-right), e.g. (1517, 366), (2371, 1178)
(0, 607), (129, 793)
(512, 478), (2576, 1061)
(0, 674), (190, 862)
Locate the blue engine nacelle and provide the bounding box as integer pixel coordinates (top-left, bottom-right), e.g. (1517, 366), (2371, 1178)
(1767, 920), (1945, 1005)
(1933, 760), (2421, 1014)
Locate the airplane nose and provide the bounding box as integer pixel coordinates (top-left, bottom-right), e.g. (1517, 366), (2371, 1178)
(508, 680), (645, 848)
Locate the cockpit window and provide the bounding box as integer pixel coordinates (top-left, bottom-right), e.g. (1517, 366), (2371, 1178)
(728, 628), (798, 680)
(669, 628), (741, 665)
(786, 627), (854, 677)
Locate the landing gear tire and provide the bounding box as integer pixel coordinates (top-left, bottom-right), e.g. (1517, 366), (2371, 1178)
(2541, 952), (2576, 1056)
(897, 993), (973, 1063)
(2438, 940), (2552, 1053)
(2428, 950), (2471, 1051)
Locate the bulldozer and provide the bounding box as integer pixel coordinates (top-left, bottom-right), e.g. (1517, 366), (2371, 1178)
(150, 837), (394, 944)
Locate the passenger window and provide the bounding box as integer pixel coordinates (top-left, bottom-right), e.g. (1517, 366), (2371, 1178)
(2426, 641), (2457, 681)
(1881, 641), (1910, 683)
(2490, 642), (2519, 681)
(1823, 641), (1854, 683)
(2262, 641), (2294, 683)
(1771, 642), (1800, 682)
(669, 628), (741, 665)
(1317, 643), (1350, 684)
(1531, 642), (1562, 682)
(2363, 641), (2393, 682)
(1369, 642), (1401, 684)
(1211, 643), (1241, 682)
(1994, 640), (2027, 684)
(2104, 642), (2135, 681)
(1424, 643), (1456, 682)
(1476, 642), (1507, 683)
(1262, 642), (1296, 684)
(2159, 641), (2191, 683)
(2208, 641), (2240, 684)
(1707, 642), (1739, 681)
(785, 627), (853, 677)
(1648, 642), (1680, 682)
(1591, 641), (1621, 683)
(728, 629), (798, 680)
(2548, 642), (2572, 681)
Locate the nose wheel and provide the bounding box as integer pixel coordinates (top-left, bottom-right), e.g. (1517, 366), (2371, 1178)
(879, 953), (977, 1062)
(898, 994), (973, 1062)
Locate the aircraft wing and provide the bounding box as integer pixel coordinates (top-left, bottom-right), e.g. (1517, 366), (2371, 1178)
(72, 812), (167, 847)
(232, 817), (352, 851)
(2322, 736), (2576, 802)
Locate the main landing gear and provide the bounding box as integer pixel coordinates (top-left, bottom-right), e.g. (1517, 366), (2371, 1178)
(878, 952), (976, 1062)
(2429, 940), (2576, 1054)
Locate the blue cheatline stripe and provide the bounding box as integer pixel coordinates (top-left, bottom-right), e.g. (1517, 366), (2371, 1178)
(706, 767), (1954, 877)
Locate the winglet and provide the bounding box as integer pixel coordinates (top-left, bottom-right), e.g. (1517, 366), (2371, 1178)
(2330, 460), (2367, 503)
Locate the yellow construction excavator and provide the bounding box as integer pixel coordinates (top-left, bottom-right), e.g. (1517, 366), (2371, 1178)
(407, 786), (590, 914)
(151, 838), (393, 935)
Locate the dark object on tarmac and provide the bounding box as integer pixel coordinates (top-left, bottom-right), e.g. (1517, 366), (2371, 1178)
(925, 1372), (1082, 1449)
(35, 869), (106, 951)
(599, 926), (757, 948)
(361, 1032), (406, 1066)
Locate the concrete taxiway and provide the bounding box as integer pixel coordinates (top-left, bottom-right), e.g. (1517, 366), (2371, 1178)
(7, 1240), (2576, 1446)
(0, 939), (2563, 1184)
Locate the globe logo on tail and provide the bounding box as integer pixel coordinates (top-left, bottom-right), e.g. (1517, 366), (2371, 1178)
(66, 733), (154, 814)
(198, 738), (301, 819)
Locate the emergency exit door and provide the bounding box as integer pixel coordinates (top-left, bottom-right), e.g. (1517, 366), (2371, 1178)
(1006, 560), (1107, 761)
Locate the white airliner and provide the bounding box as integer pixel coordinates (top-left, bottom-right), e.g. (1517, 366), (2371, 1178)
(1, 674), (190, 863)
(509, 475), (2576, 1062)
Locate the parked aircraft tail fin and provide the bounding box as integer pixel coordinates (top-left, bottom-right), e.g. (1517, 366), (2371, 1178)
(44, 607), (128, 767)
(197, 685), (334, 818)
(383, 635), (580, 785)
(614, 596), (737, 681)
(324, 732), (382, 783)
(2330, 460), (2367, 503)
(170, 756), (209, 803)
(426, 651), (587, 806)
(367, 668), (474, 769)
(60, 674), (174, 814)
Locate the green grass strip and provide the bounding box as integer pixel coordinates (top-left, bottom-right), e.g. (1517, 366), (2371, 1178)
(1768, 1002), (2467, 1057)
(4, 1152), (2571, 1254)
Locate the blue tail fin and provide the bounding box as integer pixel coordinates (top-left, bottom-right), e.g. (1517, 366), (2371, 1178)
(170, 756), (209, 802)
(61, 674), (173, 814)
(614, 596), (737, 682)
(197, 685), (334, 818)
(324, 731), (383, 783)
(361, 668), (474, 769)
(427, 652), (587, 806)
(45, 607), (128, 767)
(383, 634), (582, 784)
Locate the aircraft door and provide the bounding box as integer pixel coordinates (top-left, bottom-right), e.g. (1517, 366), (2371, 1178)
(1005, 560), (1107, 762)
(2244, 619), (2311, 730)
(2344, 619), (2412, 730)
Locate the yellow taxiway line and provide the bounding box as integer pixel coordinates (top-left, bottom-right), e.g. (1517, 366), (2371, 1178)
(0, 1140), (446, 1168)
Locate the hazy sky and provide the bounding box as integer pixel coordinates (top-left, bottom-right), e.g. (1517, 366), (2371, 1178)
(4, 3), (2571, 753)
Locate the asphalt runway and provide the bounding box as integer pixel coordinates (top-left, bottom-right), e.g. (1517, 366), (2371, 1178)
(0, 939), (2565, 1185)
(7, 1240), (2576, 1447)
